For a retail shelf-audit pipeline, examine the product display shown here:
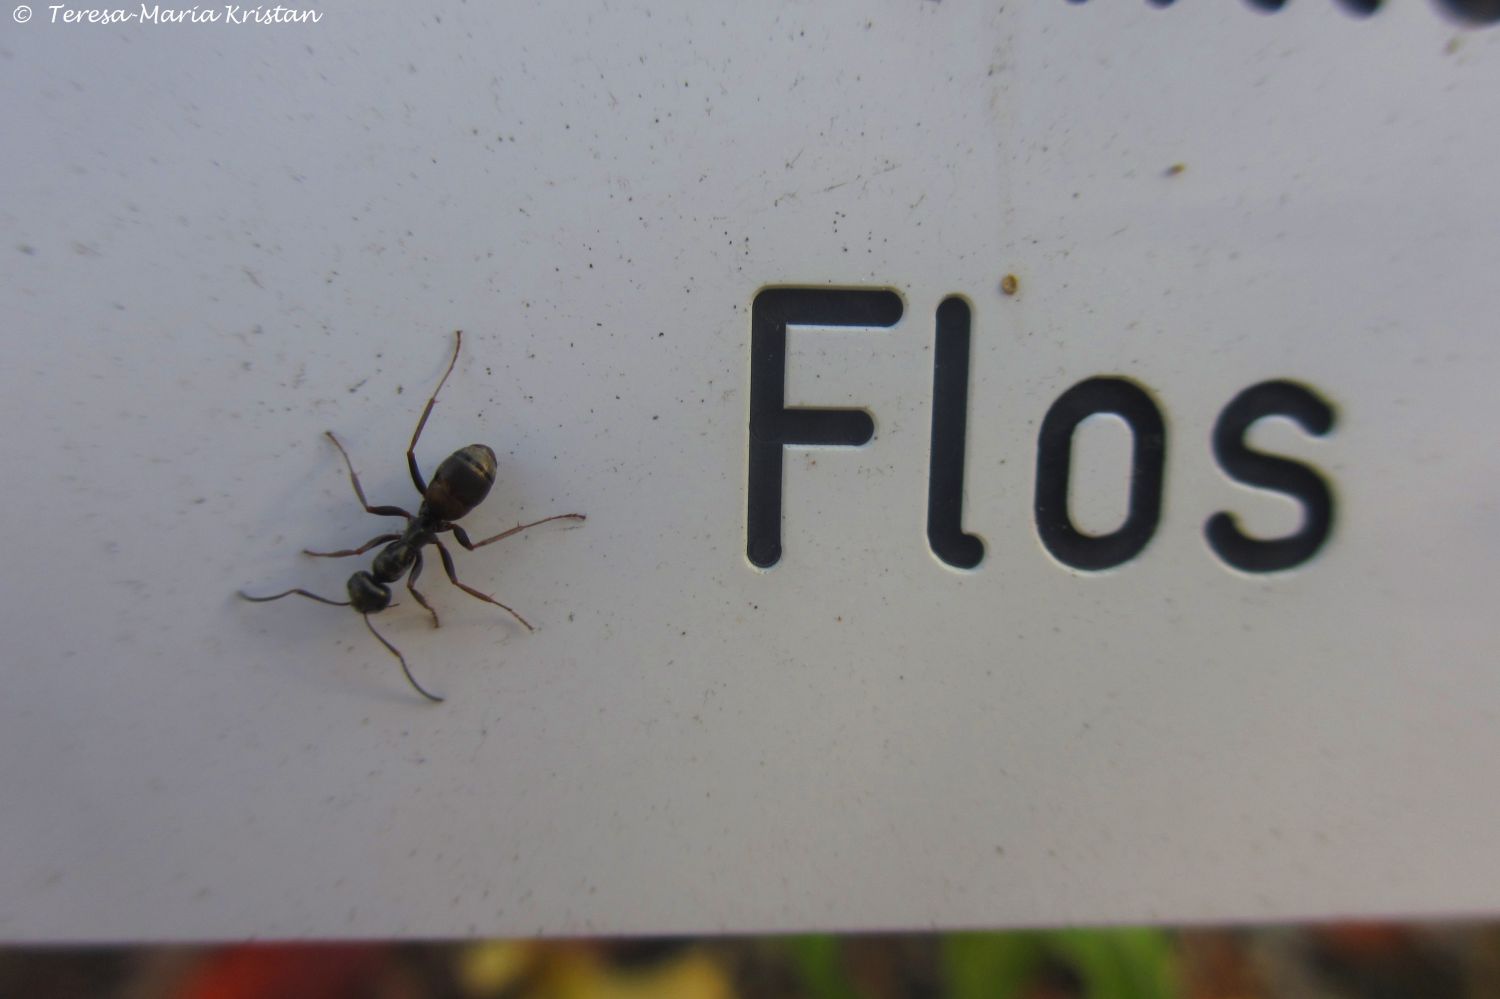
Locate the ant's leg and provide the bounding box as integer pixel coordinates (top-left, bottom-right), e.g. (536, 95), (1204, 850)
(407, 330), (463, 496)
(363, 615), (443, 703)
(406, 551), (440, 628)
(451, 513), (586, 550)
(238, 588), (350, 606)
(433, 538), (534, 631)
(324, 432), (413, 519)
(304, 533), (400, 559)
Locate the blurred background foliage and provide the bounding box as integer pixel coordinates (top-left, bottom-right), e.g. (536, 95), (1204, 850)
(2, 923), (1497, 998)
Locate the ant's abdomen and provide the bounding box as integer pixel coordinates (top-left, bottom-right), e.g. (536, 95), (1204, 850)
(421, 444), (496, 522)
(347, 571), (392, 614)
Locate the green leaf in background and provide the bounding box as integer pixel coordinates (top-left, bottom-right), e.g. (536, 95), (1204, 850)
(942, 932), (1048, 999)
(1052, 928), (1177, 999)
(783, 935), (861, 999)
(943, 928), (1177, 999)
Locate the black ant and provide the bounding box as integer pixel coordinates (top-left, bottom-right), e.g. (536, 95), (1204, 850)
(239, 330), (585, 702)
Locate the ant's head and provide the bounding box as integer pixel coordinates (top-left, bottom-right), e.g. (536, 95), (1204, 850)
(346, 571), (392, 614)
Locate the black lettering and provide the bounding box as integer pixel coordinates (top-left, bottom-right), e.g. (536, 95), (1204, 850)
(1035, 378), (1166, 571)
(927, 296), (984, 569)
(1245, 0), (1381, 14)
(1435, 0), (1500, 23)
(747, 288), (903, 568)
(1069, 0), (1493, 22)
(1205, 380), (1336, 572)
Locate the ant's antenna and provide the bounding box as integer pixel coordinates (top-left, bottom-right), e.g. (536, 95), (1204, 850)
(239, 590), (438, 702)
(364, 615), (444, 703)
(238, 589), (350, 606)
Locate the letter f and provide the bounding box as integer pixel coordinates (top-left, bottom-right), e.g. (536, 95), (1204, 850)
(747, 288), (903, 568)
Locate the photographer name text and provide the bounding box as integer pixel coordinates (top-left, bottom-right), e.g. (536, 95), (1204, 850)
(46, 4), (321, 24)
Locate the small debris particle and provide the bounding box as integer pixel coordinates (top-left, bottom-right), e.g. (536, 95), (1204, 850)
(1000, 274), (1019, 296)
(1164, 163), (1186, 177)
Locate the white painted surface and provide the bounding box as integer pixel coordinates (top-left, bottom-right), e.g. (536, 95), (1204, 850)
(1, 0), (1497, 940)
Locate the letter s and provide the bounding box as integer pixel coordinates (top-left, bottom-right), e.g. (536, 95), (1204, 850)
(1206, 380), (1336, 572)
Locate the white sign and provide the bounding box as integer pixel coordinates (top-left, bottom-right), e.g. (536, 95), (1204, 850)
(2, 0), (1497, 940)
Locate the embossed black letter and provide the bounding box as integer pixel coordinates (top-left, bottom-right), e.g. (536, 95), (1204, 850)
(1035, 378), (1166, 571)
(747, 288), (903, 568)
(1206, 380), (1335, 572)
(928, 297), (984, 569)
